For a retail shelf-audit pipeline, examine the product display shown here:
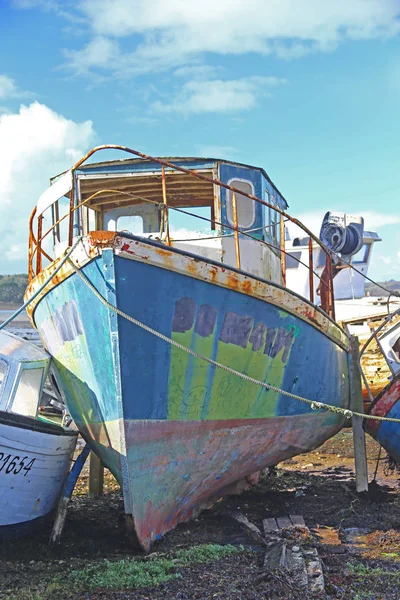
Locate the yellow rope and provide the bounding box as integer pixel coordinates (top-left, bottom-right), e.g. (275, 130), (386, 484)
(67, 258), (400, 424)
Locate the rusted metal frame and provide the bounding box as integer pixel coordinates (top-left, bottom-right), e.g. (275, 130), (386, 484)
(280, 215), (286, 286)
(308, 238), (314, 302)
(161, 166), (171, 245)
(36, 215), (43, 275)
(79, 187), (326, 285)
(28, 207), (37, 283)
(231, 192), (241, 269)
(325, 254), (335, 320)
(65, 145), (334, 294)
(68, 188), (74, 248)
(30, 242), (53, 264)
(68, 145), (330, 255)
(34, 174), (326, 289)
(39, 189), (123, 246)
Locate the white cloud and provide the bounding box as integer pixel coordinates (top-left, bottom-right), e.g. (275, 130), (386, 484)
(152, 76), (286, 114)
(380, 255), (393, 265)
(362, 211), (400, 228)
(60, 0), (400, 76)
(64, 37), (121, 75)
(0, 75), (19, 100)
(173, 65), (222, 79)
(0, 102), (95, 271)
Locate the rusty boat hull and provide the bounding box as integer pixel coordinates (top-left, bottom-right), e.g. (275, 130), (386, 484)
(25, 233), (351, 550)
(365, 376), (400, 463)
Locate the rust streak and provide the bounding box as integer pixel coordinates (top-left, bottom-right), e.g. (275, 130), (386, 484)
(89, 230), (117, 246)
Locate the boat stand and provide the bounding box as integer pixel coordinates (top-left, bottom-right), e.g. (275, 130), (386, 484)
(350, 335), (368, 493)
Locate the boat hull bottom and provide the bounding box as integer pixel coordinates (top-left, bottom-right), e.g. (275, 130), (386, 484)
(91, 412), (344, 550)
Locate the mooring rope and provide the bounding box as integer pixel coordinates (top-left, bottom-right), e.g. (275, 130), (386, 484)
(67, 257), (400, 425)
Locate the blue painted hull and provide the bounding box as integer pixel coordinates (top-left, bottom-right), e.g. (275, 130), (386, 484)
(29, 236), (350, 549)
(365, 376), (400, 463)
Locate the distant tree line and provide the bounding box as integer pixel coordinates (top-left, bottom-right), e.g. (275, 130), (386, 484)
(0, 274), (28, 303)
(365, 279), (400, 297)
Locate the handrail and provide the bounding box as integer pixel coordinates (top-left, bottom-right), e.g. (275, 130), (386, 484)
(32, 185), (329, 290)
(28, 145), (335, 316)
(66, 145), (334, 252)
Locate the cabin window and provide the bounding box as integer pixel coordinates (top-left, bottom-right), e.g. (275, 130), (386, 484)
(286, 252), (302, 269)
(10, 367), (44, 418)
(226, 180), (255, 229)
(117, 215), (144, 234)
(0, 359), (7, 397)
(352, 243), (370, 264)
(169, 206), (212, 234)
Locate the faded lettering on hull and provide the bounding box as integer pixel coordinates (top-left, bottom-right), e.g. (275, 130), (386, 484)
(168, 296), (297, 420)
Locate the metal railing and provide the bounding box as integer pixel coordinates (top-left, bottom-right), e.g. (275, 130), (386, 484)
(28, 145), (336, 318)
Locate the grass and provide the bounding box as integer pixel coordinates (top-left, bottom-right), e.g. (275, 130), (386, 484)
(345, 561), (400, 599)
(3, 544), (244, 600)
(68, 543), (241, 590)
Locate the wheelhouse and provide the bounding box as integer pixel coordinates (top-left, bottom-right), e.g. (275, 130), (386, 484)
(28, 145), (336, 318)
(0, 331), (50, 418)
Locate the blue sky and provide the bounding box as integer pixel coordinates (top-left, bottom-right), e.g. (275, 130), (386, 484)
(1, 0), (399, 279)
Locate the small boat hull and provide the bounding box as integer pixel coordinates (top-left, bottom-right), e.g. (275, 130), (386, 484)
(0, 411), (77, 538)
(364, 376), (400, 463)
(27, 234), (351, 549)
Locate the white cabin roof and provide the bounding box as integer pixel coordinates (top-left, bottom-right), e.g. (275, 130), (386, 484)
(0, 330), (49, 365)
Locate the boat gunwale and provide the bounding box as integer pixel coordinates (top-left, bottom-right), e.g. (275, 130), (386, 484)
(25, 231), (350, 352)
(0, 410), (77, 437)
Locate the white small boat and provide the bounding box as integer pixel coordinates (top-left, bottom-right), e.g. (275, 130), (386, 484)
(0, 330), (77, 538)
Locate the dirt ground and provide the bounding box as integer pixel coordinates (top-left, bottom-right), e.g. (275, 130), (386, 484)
(1, 430), (400, 599)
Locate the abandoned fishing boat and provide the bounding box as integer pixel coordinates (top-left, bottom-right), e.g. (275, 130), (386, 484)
(0, 330), (77, 537)
(362, 310), (400, 462)
(25, 145), (353, 550)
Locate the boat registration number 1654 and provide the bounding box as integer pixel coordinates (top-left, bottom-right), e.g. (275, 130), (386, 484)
(0, 452), (35, 476)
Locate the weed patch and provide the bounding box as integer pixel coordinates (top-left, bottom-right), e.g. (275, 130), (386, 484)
(67, 543), (242, 592)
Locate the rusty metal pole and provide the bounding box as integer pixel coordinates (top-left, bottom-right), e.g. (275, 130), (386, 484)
(325, 254), (336, 320)
(280, 215), (286, 286)
(28, 230), (34, 283)
(232, 192), (241, 270)
(68, 189), (74, 247)
(36, 215), (43, 275)
(28, 207), (37, 283)
(308, 238), (314, 302)
(161, 166), (171, 246)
